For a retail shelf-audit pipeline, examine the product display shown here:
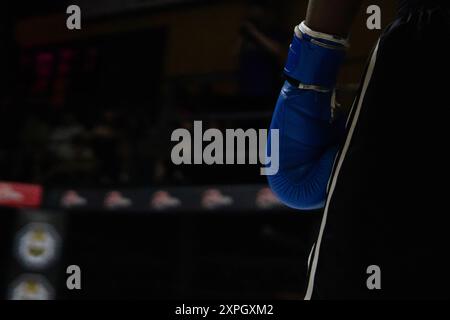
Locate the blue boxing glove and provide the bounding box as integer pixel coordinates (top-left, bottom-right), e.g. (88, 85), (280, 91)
(267, 22), (348, 210)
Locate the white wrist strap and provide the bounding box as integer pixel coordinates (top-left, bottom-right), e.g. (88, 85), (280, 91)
(298, 21), (349, 48)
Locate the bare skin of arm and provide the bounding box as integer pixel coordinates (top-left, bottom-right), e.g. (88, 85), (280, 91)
(305, 0), (363, 37)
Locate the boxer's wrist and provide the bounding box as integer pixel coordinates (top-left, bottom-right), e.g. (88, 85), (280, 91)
(298, 21), (349, 47)
(284, 21), (348, 91)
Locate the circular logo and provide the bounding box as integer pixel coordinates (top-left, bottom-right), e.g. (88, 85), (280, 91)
(8, 274), (54, 300)
(15, 223), (60, 270)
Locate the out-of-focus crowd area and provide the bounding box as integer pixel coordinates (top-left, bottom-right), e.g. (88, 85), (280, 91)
(1, 0), (290, 187)
(0, 0), (390, 188)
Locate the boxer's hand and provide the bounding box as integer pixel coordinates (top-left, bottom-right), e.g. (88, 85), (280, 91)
(267, 22), (348, 210)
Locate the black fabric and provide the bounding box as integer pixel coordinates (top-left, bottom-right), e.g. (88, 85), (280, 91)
(311, 4), (450, 299)
(398, 0), (450, 15)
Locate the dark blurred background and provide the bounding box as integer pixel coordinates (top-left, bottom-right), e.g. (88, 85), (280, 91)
(0, 0), (394, 299)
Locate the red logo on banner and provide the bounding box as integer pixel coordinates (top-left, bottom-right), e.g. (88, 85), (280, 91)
(104, 191), (132, 209)
(150, 191), (181, 210)
(201, 189), (233, 210)
(60, 190), (87, 208)
(0, 182), (42, 208)
(255, 187), (281, 209)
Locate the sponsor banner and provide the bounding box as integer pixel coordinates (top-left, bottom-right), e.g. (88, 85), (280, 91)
(0, 182), (43, 208)
(45, 185), (290, 212)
